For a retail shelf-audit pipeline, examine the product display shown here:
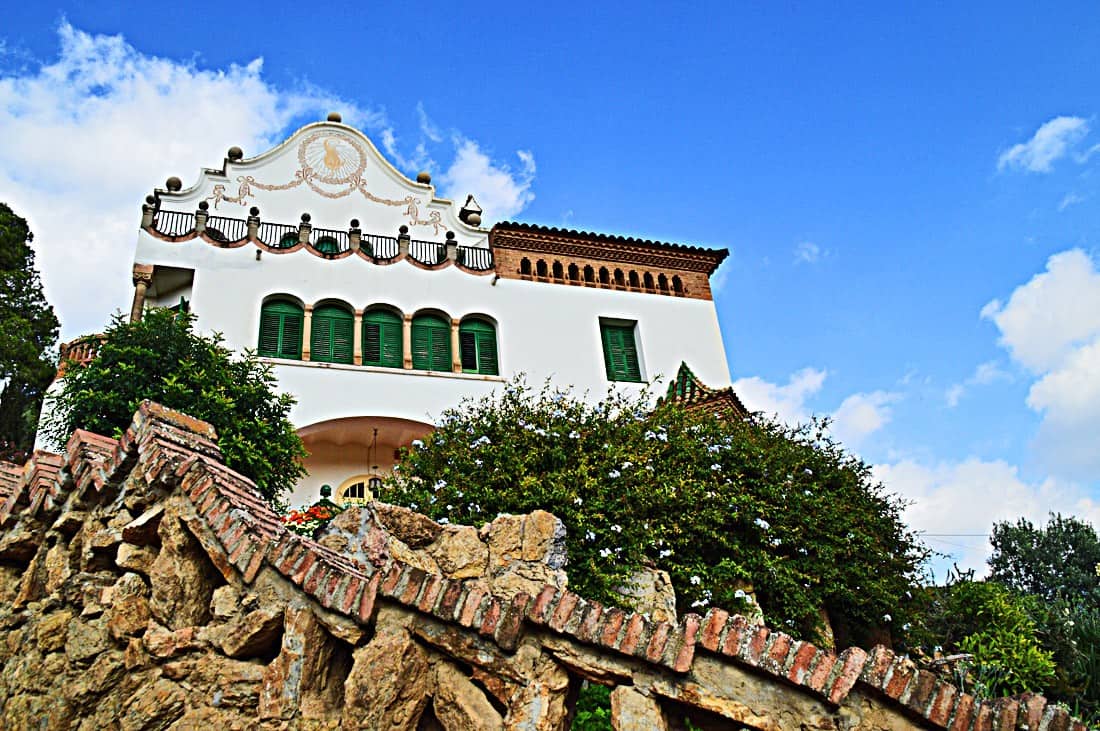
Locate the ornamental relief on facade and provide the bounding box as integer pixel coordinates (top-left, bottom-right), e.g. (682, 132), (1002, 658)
(202, 131), (449, 236)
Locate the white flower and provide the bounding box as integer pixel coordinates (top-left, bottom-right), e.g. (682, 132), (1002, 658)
(599, 548), (613, 558)
(645, 430), (657, 441)
(710, 463), (721, 472)
(574, 497), (583, 506)
(707, 445), (720, 453)
(438, 517), (450, 525)
(474, 459), (483, 467)
(733, 589), (747, 600)
(608, 469), (621, 479)
(433, 480), (447, 491)
(611, 524), (622, 533)
(657, 432), (668, 442)
(754, 518), (771, 531)
(690, 575), (701, 585)
(882, 613), (892, 623)
(659, 549), (672, 558)
(621, 461), (633, 469)
(568, 430), (580, 439)
(585, 530), (596, 542)
(803, 468), (813, 476)
(411, 439), (424, 448)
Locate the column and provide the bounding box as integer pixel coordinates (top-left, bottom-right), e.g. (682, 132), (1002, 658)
(302, 305), (314, 361)
(353, 309), (364, 365)
(402, 314), (413, 369)
(451, 318), (462, 373)
(130, 264), (154, 323)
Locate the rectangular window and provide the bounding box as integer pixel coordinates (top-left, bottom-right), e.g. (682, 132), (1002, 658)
(600, 320), (643, 382)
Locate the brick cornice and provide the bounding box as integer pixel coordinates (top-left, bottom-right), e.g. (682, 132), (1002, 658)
(489, 223), (728, 275)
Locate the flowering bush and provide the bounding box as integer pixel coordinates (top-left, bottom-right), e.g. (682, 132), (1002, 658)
(386, 378), (928, 647)
(281, 502), (341, 537)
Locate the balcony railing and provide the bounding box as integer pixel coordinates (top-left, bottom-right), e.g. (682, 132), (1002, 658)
(142, 206), (493, 271)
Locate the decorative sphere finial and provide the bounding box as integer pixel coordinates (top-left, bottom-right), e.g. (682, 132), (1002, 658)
(399, 225), (409, 235)
(320, 484), (332, 497)
(227, 146), (243, 161)
(416, 171), (432, 184)
(327, 112), (342, 123)
(165, 176), (182, 192)
(198, 201), (209, 211)
(467, 213), (482, 226)
(249, 206), (260, 216)
(301, 212), (312, 223)
(350, 218), (360, 228)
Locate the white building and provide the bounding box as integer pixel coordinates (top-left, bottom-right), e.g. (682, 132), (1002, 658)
(56, 114), (734, 508)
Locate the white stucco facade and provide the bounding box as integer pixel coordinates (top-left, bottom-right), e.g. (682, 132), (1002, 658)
(54, 119), (733, 507)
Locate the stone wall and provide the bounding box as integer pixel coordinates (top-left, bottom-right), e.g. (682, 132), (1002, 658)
(0, 402), (1087, 730)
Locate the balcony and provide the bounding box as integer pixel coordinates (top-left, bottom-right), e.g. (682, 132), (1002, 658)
(140, 204), (495, 272)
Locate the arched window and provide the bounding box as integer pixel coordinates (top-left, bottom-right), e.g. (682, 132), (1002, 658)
(411, 313), (452, 371)
(614, 269), (625, 288)
(568, 263), (580, 282)
(658, 273), (669, 293)
(552, 261), (564, 280)
(520, 258), (532, 276)
(536, 259), (548, 278)
(672, 275), (684, 295)
(257, 299), (303, 360)
(629, 271), (641, 289)
(459, 318), (499, 376)
(310, 303), (354, 363)
(363, 308), (403, 368)
(643, 272), (655, 291)
(583, 265), (595, 283)
(599, 267), (610, 286)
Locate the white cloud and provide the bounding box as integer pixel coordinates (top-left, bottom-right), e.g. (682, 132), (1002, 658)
(710, 256), (732, 294)
(1058, 192), (1084, 211)
(830, 390), (899, 448)
(733, 367), (826, 424)
(416, 102), (443, 143)
(873, 459), (1099, 576)
(944, 360), (1010, 407)
(997, 116), (1089, 173)
(981, 249), (1100, 373)
(793, 241), (821, 264)
(984, 248), (1100, 477)
(439, 138), (535, 223)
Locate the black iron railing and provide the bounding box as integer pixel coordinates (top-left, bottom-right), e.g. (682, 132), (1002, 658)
(310, 227), (350, 257)
(457, 246), (493, 271)
(363, 233), (400, 260)
(409, 239), (446, 265)
(204, 216), (249, 243)
(258, 222), (299, 249)
(151, 210), (195, 237)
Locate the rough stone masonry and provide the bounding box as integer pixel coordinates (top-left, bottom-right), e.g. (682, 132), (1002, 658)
(0, 401), (1088, 730)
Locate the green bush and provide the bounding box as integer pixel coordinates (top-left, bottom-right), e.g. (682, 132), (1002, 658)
(46, 308), (306, 505)
(386, 378), (928, 645)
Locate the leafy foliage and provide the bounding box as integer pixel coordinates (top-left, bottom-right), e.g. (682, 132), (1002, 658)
(572, 684), (612, 731)
(988, 514), (1100, 602)
(386, 378), (928, 645)
(0, 203), (59, 462)
(910, 577), (1056, 697)
(46, 308), (305, 504)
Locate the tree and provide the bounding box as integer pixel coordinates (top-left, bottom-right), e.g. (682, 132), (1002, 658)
(0, 203), (59, 462)
(45, 307), (305, 504)
(386, 378), (929, 646)
(988, 514), (1100, 602)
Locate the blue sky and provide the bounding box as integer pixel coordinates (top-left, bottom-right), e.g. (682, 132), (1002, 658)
(2, 2), (1099, 576)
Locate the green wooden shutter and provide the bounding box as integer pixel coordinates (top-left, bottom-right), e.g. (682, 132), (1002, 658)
(364, 310), (402, 368)
(411, 315), (450, 371)
(459, 319), (498, 375)
(601, 322), (641, 382)
(311, 305), (353, 364)
(258, 300), (303, 359)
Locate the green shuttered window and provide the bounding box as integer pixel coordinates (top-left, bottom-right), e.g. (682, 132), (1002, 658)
(459, 319), (499, 375)
(258, 300), (303, 360)
(600, 321), (643, 382)
(363, 309), (403, 368)
(411, 314), (451, 371)
(311, 305), (354, 364)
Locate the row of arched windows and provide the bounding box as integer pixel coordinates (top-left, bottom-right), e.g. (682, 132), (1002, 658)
(519, 258), (685, 296)
(257, 297), (499, 376)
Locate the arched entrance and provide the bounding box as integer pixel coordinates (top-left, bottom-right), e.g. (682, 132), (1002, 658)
(289, 415), (434, 508)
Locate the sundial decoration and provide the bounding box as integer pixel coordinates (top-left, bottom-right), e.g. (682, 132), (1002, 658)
(201, 129), (450, 236)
